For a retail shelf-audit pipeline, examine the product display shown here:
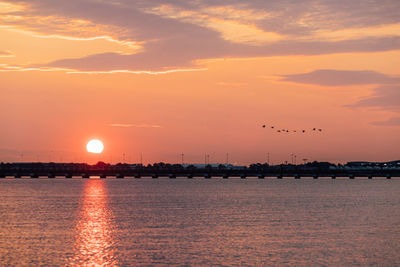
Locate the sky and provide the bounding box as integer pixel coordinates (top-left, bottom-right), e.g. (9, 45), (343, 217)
(0, 0), (399, 165)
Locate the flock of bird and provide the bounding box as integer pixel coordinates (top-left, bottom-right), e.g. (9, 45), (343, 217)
(262, 124), (323, 133)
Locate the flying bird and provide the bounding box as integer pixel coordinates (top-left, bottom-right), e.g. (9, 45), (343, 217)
(261, 123), (324, 135)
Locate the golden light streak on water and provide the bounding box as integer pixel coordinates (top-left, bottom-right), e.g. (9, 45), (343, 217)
(67, 180), (118, 266)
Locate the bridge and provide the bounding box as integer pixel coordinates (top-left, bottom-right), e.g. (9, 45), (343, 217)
(0, 162), (399, 179)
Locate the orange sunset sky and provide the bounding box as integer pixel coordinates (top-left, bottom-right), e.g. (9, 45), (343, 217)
(0, 0), (399, 164)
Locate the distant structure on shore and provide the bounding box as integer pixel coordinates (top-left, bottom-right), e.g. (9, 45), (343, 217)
(1, 160), (399, 179)
(1, 160), (400, 171)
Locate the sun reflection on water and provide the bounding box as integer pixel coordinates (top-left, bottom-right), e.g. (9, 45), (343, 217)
(68, 179), (118, 266)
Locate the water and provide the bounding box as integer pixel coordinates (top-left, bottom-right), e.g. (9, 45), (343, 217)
(0, 178), (399, 266)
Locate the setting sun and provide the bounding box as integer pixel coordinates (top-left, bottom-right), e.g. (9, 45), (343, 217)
(86, 139), (104, 154)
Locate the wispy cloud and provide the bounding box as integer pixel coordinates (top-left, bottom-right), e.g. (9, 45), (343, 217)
(346, 85), (400, 111)
(371, 117), (400, 126)
(280, 69), (400, 86)
(0, 50), (14, 57)
(0, 2), (24, 13)
(66, 68), (207, 75)
(41, 36), (400, 72)
(0, 63), (206, 74)
(0, 65), (71, 72)
(110, 123), (162, 128)
(145, 4), (284, 45)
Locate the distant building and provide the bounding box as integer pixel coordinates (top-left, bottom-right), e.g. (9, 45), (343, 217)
(346, 160), (400, 168)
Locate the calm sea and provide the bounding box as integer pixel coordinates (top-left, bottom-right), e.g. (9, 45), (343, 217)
(0, 178), (399, 266)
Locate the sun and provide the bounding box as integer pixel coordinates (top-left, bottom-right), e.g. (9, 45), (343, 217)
(86, 139), (104, 154)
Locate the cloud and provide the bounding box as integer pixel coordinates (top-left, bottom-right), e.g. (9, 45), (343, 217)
(144, 4), (284, 46)
(0, 26), (141, 66)
(281, 69), (400, 86)
(0, 63), (206, 74)
(0, 65), (70, 72)
(42, 51), (202, 71)
(0, 2), (24, 13)
(345, 84), (400, 126)
(110, 123), (162, 128)
(38, 36), (400, 72)
(1, 0), (400, 72)
(371, 117), (400, 126)
(66, 68), (207, 75)
(0, 50), (14, 57)
(346, 85), (400, 111)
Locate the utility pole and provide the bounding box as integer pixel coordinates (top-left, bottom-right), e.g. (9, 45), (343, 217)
(226, 153), (229, 165)
(205, 154), (207, 165)
(181, 153), (184, 165)
(204, 154), (210, 165)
